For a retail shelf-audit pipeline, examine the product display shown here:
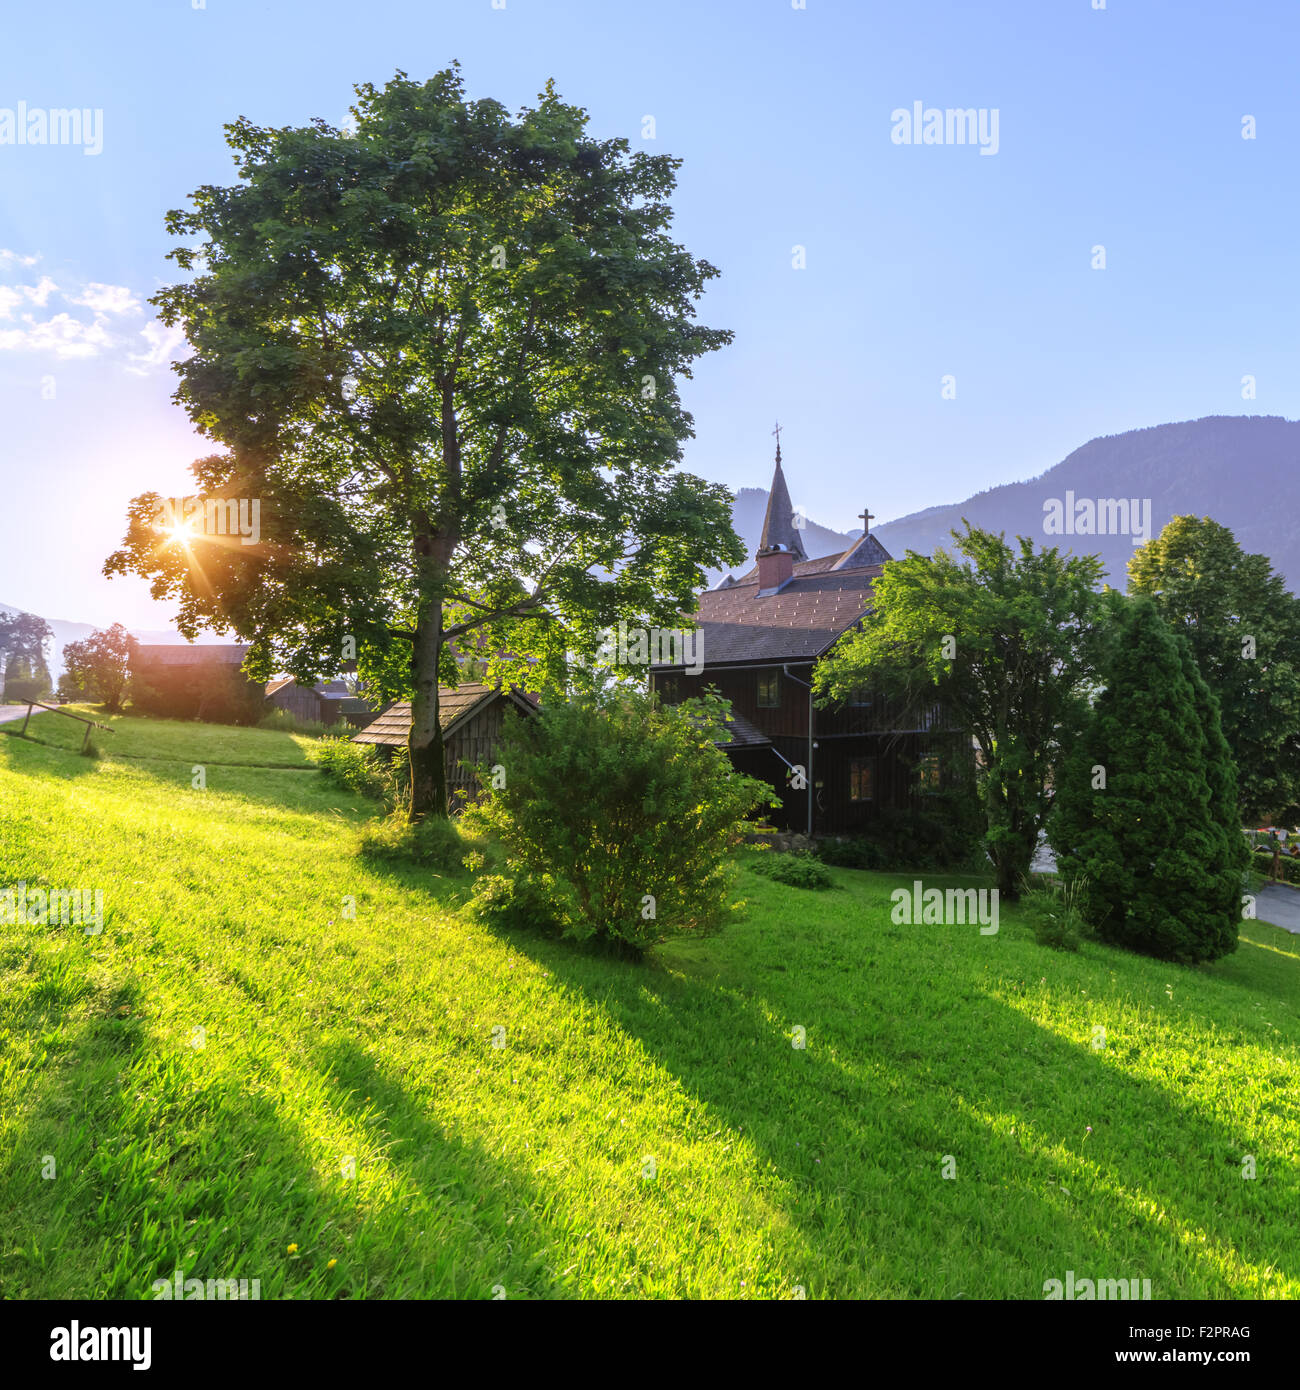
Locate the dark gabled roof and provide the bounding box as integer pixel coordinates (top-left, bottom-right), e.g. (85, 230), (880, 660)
(655, 555), (882, 668)
(831, 530), (892, 570)
(716, 711), (772, 749)
(135, 644), (249, 667)
(265, 676), (295, 697)
(351, 683), (537, 748)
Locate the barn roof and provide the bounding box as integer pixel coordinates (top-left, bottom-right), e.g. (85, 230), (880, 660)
(351, 683), (537, 748)
(135, 644), (250, 667)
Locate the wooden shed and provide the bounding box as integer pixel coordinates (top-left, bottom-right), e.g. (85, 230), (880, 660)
(265, 676), (375, 729)
(351, 683), (538, 810)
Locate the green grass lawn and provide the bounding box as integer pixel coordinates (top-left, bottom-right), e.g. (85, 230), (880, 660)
(5, 703), (321, 766)
(1, 712), (1297, 1299)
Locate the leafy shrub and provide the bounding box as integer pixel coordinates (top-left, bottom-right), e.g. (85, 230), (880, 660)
(1252, 849), (1300, 886)
(467, 873), (563, 935)
(1021, 879), (1090, 952)
(358, 810), (465, 871)
(747, 849), (835, 890)
(3, 677), (50, 704)
(462, 688), (774, 955)
(130, 666), (264, 725)
(258, 708), (333, 737)
(310, 737), (396, 805)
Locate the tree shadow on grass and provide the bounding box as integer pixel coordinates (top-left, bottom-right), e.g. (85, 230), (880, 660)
(490, 910), (1299, 1298)
(2, 985), (576, 1299)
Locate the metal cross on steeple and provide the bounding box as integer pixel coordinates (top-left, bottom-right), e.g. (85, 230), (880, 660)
(772, 420), (783, 463)
(860, 507), (875, 536)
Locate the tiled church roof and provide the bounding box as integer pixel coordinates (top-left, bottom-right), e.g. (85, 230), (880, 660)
(655, 557), (883, 666)
(653, 439), (891, 670)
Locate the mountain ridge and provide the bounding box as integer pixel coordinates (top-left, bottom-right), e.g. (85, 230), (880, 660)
(715, 415), (1300, 592)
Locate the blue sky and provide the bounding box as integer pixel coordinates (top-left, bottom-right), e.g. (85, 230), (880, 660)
(2, 0), (1297, 630)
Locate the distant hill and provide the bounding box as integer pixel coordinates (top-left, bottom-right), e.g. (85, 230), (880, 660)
(718, 416), (1300, 592)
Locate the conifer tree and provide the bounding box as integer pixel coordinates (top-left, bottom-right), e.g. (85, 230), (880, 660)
(1051, 596), (1242, 963)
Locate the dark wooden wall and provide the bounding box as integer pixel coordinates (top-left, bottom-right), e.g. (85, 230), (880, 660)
(650, 662), (970, 834)
(445, 699), (530, 810)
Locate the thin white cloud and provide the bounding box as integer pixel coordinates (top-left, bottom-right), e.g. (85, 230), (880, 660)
(0, 257), (177, 369)
(126, 320), (187, 374)
(0, 276), (58, 318)
(69, 282), (140, 315)
(0, 312), (114, 359)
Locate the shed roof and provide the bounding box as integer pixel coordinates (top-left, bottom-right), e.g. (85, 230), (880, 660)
(351, 683), (537, 748)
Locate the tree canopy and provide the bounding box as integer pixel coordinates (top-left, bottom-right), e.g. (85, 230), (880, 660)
(106, 67), (743, 815)
(0, 611), (53, 701)
(61, 624), (138, 713)
(1128, 515), (1300, 825)
(814, 525), (1104, 897)
(1050, 595), (1244, 963)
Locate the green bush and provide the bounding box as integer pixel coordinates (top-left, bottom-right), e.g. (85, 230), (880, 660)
(467, 873), (563, 935)
(358, 811), (465, 871)
(310, 737), (396, 805)
(1253, 849), (1300, 886)
(462, 688), (774, 955)
(1021, 880), (1090, 952)
(747, 849), (835, 890)
(3, 677), (50, 704)
(815, 791), (986, 874)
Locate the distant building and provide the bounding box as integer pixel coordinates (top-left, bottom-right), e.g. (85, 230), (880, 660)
(132, 644), (264, 724)
(351, 682), (538, 811)
(264, 676), (374, 729)
(650, 438), (970, 835)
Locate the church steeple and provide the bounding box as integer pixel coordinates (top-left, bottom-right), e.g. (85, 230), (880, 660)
(757, 423), (807, 563)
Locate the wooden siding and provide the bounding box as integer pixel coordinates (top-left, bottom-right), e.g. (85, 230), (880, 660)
(650, 663), (970, 834)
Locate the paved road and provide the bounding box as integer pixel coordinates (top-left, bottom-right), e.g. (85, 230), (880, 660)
(1256, 883), (1300, 935)
(1033, 837), (1300, 935)
(0, 704), (36, 724)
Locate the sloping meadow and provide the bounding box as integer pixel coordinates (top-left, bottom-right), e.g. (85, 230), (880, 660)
(1, 716), (1297, 1299)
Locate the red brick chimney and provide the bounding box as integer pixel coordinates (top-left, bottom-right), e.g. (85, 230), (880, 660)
(756, 543), (795, 592)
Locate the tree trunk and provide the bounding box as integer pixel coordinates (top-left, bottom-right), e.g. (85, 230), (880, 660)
(408, 599), (448, 821)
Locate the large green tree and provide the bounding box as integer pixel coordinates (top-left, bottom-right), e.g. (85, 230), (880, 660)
(105, 68), (742, 816)
(61, 624), (138, 713)
(1050, 596), (1244, 963)
(1128, 515), (1300, 825)
(815, 526), (1103, 898)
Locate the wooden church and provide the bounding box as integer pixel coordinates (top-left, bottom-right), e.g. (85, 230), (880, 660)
(649, 435), (967, 836)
